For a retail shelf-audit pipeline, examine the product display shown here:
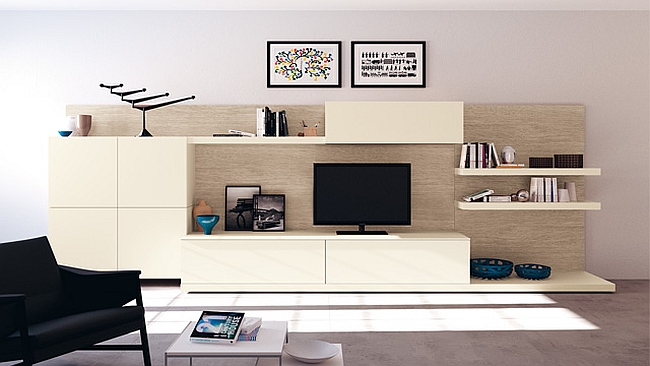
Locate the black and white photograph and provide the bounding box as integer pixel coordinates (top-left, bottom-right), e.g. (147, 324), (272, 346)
(252, 194), (285, 231)
(351, 41), (426, 88)
(225, 186), (261, 231)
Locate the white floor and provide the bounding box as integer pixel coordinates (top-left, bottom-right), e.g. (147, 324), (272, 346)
(140, 286), (599, 335)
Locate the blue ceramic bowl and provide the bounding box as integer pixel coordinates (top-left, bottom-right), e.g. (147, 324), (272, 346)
(515, 263), (551, 280)
(58, 130), (73, 137)
(470, 258), (514, 279)
(196, 214), (220, 235)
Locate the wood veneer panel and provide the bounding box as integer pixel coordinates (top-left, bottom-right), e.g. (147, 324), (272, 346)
(66, 105), (325, 137)
(194, 144), (455, 233)
(457, 105), (586, 271)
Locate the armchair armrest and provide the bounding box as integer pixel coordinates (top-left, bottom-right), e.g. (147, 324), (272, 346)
(59, 265), (144, 313)
(0, 294), (27, 339)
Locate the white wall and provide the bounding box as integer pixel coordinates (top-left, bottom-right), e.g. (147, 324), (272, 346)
(0, 10), (647, 279)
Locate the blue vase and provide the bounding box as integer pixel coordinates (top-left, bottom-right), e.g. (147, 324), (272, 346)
(196, 214), (220, 235)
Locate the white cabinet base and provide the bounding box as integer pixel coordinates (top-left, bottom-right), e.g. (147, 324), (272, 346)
(180, 232), (470, 291)
(181, 238), (326, 285)
(326, 239), (469, 285)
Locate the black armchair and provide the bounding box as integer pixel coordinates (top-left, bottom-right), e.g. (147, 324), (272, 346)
(0, 236), (151, 366)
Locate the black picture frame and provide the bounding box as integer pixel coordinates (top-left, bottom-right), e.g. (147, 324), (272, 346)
(351, 41), (426, 88)
(267, 41), (342, 88)
(252, 194), (285, 232)
(225, 186), (261, 231)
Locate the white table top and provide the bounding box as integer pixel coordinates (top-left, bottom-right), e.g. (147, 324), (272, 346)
(165, 321), (288, 358)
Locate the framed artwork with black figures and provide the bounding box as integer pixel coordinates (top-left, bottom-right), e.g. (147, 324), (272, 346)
(225, 186), (261, 231)
(252, 194), (285, 232)
(267, 41), (342, 88)
(351, 41), (426, 88)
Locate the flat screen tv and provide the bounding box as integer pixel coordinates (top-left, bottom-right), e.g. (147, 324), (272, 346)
(313, 163), (411, 235)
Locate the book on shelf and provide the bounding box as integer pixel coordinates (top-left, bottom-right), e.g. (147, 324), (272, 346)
(496, 164), (525, 168)
(256, 108), (265, 137)
(463, 189), (494, 202)
(189, 311), (245, 344)
(261, 107), (290, 137)
(228, 129), (256, 137)
(482, 194), (512, 202)
(530, 177), (558, 202)
(213, 133), (245, 137)
(458, 142), (502, 169)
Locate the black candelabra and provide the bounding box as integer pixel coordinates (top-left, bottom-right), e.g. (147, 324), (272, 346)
(100, 83), (195, 137)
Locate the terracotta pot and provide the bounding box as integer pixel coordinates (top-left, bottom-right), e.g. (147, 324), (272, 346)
(76, 115), (92, 136)
(193, 200), (212, 231)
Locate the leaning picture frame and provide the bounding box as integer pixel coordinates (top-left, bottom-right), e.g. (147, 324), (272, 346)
(351, 41), (426, 88)
(252, 194), (285, 232)
(225, 186), (261, 231)
(267, 41), (342, 88)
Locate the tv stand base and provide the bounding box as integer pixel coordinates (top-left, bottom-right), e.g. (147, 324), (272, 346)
(336, 230), (388, 235)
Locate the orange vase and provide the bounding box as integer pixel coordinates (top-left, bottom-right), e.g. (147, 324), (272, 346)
(192, 199), (212, 231)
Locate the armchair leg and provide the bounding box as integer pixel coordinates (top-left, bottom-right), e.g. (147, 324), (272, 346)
(139, 322), (152, 366)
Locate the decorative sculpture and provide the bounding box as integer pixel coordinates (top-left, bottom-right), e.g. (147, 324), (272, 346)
(100, 83), (195, 137)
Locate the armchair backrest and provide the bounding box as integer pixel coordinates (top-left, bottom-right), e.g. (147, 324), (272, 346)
(0, 236), (66, 324)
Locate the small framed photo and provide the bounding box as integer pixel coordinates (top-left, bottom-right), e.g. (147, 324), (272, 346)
(351, 41), (426, 88)
(252, 194), (285, 232)
(267, 41), (342, 88)
(225, 186), (261, 231)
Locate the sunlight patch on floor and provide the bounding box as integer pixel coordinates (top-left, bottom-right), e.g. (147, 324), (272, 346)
(145, 307), (597, 334)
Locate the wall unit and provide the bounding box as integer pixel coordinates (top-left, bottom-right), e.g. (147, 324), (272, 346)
(56, 103), (615, 292)
(48, 136), (193, 278)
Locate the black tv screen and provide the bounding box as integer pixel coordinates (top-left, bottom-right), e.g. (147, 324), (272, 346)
(313, 163), (411, 234)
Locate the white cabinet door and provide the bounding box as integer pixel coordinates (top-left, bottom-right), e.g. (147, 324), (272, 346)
(181, 239), (326, 284)
(118, 137), (191, 208)
(118, 207), (190, 278)
(49, 137), (117, 208)
(48, 208), (117, 270)
(325, 101), (464, 144)
(326, 239), (469, 284)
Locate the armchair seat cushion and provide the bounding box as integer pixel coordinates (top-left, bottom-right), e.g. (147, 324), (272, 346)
(0, 306), (144, 359)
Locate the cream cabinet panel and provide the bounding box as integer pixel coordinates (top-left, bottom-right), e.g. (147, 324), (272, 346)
(49, 137), (117, 207)
(118, 137), (192, 208)
(118, 207), (190, 278)
(325, 101), (463, 144)
(48, 208), (117, 270)
(326, 239), (469, 284)
(181, 240), (325, 284)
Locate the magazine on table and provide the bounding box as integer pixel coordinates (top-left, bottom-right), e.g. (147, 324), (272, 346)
(189, 311), (245, 344)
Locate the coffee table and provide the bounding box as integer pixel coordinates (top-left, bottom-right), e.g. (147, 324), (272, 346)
(165, 321), (288, 366)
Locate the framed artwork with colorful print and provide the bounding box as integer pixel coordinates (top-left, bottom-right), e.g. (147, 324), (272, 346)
(267, 41), (342, 88)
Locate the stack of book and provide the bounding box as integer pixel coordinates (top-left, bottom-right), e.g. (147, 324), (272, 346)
(238, 317), (262, 341)
(462, 189), (512, 202)
(257, 107), (289, 137)
(459, 142), (499, 169)
(529, 177), (559, 202)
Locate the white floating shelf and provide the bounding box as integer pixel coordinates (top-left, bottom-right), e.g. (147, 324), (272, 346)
(455, 168), (601, 176)
(188, 136), (326, 145)
(456, 201), (601, 211)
